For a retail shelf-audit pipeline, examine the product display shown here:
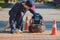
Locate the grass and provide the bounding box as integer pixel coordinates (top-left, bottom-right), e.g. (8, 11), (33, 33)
(46, 1), (60, 9)
(0, 7), (2, 10)
(0, 1), (13, 10)
(56, 6), (60, 9)
(0, 1), (13, 9)
(0, 3), (13, 8)
(50, 3), (60, 9)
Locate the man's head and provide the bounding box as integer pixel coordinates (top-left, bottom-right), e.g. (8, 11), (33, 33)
(22, 0), (35, 10)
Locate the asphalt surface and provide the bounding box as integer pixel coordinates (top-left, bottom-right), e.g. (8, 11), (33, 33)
(0, 4), (60, 40)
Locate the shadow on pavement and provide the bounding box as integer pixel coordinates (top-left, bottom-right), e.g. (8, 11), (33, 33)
(0, 21), (60, 34)
(0, 21), (8, 28)
(44, 21), (60, 30)
(0, 21), (9, 33)
(35, 4), (55, 9)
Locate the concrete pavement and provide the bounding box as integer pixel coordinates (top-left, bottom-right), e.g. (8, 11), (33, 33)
(0, 4), (60, 40)
(0, 8), (60, 21)
(0, 30), (60, 40)
(0, 8), (60, 40)
(0, 7), (60, 29)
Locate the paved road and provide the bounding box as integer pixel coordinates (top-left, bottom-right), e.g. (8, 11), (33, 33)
(0, 8), (60, 21)
(0, 4), (60, 29)
(0, 30), (60, 40)
(0, 4), (60, 40)
(0, 8), (60, 28)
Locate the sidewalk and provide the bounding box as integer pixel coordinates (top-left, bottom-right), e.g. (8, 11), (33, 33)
(0, 30), (60, 40)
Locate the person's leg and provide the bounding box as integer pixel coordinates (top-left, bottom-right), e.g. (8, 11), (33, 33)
(15, 13), (23, 33)
(9, 13), (16, 28)
(9, 12), (17, 33)
(16, 13), (23, 30)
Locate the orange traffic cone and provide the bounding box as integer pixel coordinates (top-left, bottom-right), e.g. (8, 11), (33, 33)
(24, 16), (29, 31)
(51, 20), (57, 35)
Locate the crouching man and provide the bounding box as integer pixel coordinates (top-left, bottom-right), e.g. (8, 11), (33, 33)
(6, 0), (43, 33)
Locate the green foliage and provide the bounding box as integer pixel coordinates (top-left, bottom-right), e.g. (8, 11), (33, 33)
(0, 2), (13, 8)
(0, 0), (3, 1)
(4, 0), (9, 3)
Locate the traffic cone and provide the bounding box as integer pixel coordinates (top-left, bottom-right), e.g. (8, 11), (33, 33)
(51, 20), (57, 35)
(24, 16), (29, 31)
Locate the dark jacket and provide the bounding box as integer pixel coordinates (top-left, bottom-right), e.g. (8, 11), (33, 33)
(9, 2), (36, 16)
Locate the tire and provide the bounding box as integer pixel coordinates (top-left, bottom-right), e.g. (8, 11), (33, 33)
(39, 25), (45, 32)
(29, 26), (33, 33)
(29, 25), (39, 33)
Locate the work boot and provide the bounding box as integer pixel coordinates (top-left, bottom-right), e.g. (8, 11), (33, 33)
(10, 26), (15, 34)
